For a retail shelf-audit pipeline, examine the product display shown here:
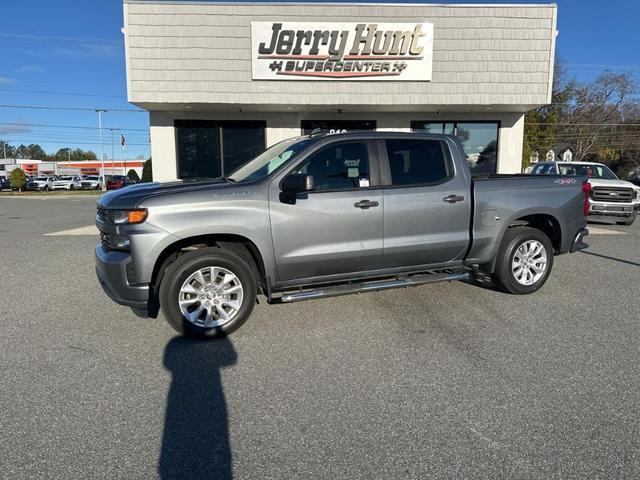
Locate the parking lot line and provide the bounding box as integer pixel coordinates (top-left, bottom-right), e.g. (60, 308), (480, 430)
(44, 225), (98, 236)
(587, 226), (627, 235)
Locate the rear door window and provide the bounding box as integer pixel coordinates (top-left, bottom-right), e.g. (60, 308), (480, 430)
(385, 139), (450, 186)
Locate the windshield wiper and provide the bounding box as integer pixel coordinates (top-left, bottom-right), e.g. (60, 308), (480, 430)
(221, 176), (237, 183)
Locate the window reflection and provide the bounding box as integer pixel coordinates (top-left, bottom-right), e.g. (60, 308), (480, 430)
(411, 121), (499, 174)
(176, 121), (265, 179)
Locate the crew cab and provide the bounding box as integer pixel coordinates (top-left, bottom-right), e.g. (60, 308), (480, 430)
(531, 161), (640, 225)
(51, 175), (82, 190)
(95, 132), (590, 338)
(81, 175), (105, 190)
(26, 176), (56, 191)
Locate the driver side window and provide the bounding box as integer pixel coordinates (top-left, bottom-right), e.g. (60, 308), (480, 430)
(292, 142), (370, 191)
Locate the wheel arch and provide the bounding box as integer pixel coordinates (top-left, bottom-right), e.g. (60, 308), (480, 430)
(149, 234), (268, 309)
(481, 210), (563, 273)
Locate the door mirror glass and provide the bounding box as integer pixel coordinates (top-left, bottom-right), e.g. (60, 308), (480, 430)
(282, 173), (314, 193)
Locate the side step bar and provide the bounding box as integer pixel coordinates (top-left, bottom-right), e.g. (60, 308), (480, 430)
(274, 271), (470, 304)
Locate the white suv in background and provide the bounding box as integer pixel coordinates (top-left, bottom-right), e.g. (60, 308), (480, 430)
(532, 161), (640, 225)
(51, 176), (83, 190)
(80, 175), (104, 190)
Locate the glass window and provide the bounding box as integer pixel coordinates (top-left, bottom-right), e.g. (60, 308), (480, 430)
(221, 122), (265, 174)
(176, 120), (266, 180)
(385, 139), (449, 186)
(228, 138), (312, 183)
(411, 121), (499, 174)
(558, 163), (618, 179)
(301, 120), (376, 135)
(293, 142), (370, 191)
(176, 121), (221, 179)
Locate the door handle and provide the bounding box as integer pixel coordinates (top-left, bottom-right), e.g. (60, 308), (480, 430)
(443, 195), (464, 204)
(354, 200), (379, 209)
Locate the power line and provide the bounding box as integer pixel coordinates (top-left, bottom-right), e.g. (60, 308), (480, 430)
(0, 88), (126, 99)
(0, 33), (121, 45)
(0, 104), (146, 113)
(0, 121), (148, 132)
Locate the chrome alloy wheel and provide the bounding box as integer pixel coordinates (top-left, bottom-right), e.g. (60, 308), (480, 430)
(511, 240), (548, 286)
(178, 266), (244, 328)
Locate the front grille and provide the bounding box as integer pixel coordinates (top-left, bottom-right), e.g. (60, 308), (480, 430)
(591, 187), (634, 203)
(97, 206), (117, 223)
(81, 182), (91, 188)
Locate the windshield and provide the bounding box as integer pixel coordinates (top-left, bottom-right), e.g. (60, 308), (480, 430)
(86, 176), (99, 180)
(558, 163), (619, 179)
(36, 177), (47, 181)
(228, 138), (312, 183)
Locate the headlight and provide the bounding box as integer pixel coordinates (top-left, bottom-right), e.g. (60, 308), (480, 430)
(110, 209), (148, 224)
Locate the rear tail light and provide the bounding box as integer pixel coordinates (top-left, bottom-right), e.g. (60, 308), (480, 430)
(582, 181), (592, 217)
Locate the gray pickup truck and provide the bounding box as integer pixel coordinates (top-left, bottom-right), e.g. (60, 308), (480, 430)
(95, 132), (589, 338)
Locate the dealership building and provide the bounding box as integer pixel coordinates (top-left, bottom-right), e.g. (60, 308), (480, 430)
(123, 1), (557, 181)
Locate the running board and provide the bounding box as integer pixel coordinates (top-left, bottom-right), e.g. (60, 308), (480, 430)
(273, 271), (470, 304)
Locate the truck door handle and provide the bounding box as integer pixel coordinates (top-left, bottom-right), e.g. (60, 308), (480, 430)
(354, 200), (379, 209)
(443, 195), (464, 204)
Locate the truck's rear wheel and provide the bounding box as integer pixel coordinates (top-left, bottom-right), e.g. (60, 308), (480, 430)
(494, 226), (554, 294)
(159, 248), (256, 338)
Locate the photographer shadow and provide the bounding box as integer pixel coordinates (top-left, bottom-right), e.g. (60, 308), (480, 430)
(159, 336), (238, 480)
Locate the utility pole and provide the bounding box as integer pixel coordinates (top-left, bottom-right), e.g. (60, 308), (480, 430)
(3, 142), (6, 160)
(110, 128), (115, 176)
(96, 109), (107, 191)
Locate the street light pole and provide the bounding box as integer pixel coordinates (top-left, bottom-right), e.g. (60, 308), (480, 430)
(96, 109), (107, 191)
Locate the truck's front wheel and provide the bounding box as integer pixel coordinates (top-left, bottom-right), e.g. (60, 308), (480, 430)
(494, 227), (554, 294)
(159, 248), (256, 338)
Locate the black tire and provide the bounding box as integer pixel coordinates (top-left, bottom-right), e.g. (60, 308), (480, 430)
(616, 216), (636, 226)
(159, 247), (257, 339)
(44, 186), (49, 192)
(494, 226), (554, 295)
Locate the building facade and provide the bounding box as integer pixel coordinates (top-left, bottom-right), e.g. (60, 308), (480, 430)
(123, 1), (557, 181)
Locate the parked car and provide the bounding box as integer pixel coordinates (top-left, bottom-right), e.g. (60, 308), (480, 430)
(81, 175), (105, 190)
(51, 175), (83, 190)
(26, 176), (56, 191)
(106, 175), (136, 190)
(531, 161), (640, 225)
(0, 176), (11, 190)
(96, 132), (590, 339)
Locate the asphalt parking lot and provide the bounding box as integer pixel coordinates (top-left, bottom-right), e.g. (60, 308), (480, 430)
(1, 196), (639, 479)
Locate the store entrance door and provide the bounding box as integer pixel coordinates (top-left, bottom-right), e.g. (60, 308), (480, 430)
(301, 120), (376, 135)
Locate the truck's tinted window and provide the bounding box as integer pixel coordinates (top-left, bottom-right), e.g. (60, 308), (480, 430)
(293, 142), (370, 191)
(385, 140), (449, 185)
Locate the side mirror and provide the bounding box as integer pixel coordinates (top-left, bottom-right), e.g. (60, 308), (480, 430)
(280, 173), (314, 204)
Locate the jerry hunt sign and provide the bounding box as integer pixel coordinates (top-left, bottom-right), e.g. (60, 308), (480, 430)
(251, 22), (433, 81)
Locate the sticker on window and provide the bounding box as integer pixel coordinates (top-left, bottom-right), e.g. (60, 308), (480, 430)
(359, 178), (370, 188)
(348, 168), (360, 178)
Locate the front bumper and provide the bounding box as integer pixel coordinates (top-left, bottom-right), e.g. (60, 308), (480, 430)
(95, 245), (149, 308)
(589, 202), (635, 218)
(570, 228), (589, 253)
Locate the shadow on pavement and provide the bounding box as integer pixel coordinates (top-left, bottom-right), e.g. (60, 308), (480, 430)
(580, 250), (640, 268)
(159, 336), (238, 480)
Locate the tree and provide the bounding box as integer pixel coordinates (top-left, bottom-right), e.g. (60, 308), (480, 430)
(26, 144), (47, 160)
(141, 158), (153, 182)
(127, 169), (140, 182)
(566, 71), (637, 162)
(15, 144), (29, 159)
(523, 59), (576, 168)
(9, 168), (27, 191)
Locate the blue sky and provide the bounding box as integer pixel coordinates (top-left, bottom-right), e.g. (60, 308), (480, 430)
(1, 0), (639, 160)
